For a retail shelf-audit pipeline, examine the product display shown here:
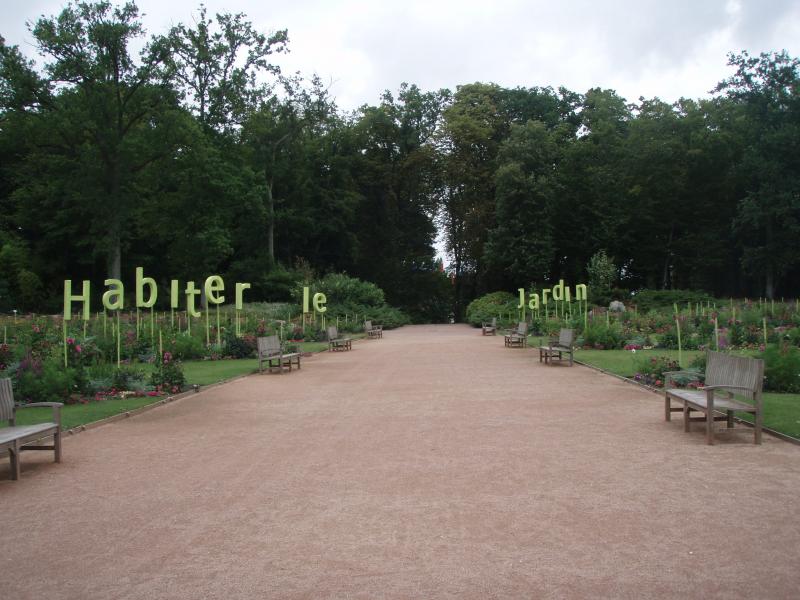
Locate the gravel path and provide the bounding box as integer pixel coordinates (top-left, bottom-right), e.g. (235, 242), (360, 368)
(2, 324), (799, 599)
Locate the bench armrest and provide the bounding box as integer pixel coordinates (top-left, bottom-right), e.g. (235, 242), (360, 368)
(701, 384), (755, 395)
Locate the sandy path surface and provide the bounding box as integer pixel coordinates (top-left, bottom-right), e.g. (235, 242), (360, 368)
(2, 324), (799, 599)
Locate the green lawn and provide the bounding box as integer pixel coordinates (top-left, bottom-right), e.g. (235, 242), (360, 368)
(556, 342), (800, 439)
(12, 395), (166, 431)
(7, 340), (333, 431)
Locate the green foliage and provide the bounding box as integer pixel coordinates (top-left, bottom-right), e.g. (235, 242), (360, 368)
(224, 332), (256, 359)
(580, 321), (625, 349)
(150, 351), (186, 394)
(112, 366), (148, 392)
(165, 332), (206, 361)
(358, 305), (410, 329)
(632, 289), (715, 313)
(14, 358), (86, 403)
(633, 356), (682, 387)
(763, 344), (800, 393)
(310, 273), (385, 307)
(465, 291), (518, 327)
(586, 250), (616, 306)
(1, 2), (799, 324)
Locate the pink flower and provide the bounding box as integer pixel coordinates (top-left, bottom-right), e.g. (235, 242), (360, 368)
(75, 345), (82, 353)
(67, 337), (75, 344)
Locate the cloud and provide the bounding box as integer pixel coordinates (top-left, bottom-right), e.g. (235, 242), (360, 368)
(2, 0), (798, 109)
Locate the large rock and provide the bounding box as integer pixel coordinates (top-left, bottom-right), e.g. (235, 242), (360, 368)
(609, 300), (626, 312)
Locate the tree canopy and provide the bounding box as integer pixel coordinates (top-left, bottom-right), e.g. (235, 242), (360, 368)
(1, 2), (798, 319)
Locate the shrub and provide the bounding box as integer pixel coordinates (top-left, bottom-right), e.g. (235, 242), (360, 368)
(763, 344), (800, 393)
(166, 332), (206, 360)
(150, 351), (186, 394)
(113, 366), (148, 391)
(15, 358), (86, 403)
(582, 322), (625, 349)
(224, 332), (256, 359)
(633, 355), (682, 388)
(307, 273), (385, 307)
(358, 304), (410, 329)
(465, 291), (518, 327)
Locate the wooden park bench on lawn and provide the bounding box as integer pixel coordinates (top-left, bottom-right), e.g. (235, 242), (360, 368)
(0, 378), (62, 481)
(482, 317), (497, 336)
(539, 328), (575, 366)
(364, 320), (383, 339)
(664, 351), (764, 445)
(328, 326), (352, 351)
(504, 322), (528, 348)
(257, 335), (301, 374)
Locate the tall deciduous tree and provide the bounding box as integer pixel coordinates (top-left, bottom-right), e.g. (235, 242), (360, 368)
(17, 1), (180, 281)
(715, 51), (800, 298)
(167, 5), (287, 133)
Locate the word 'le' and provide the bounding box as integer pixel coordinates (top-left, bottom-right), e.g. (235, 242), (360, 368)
(64, 268), (251, 320)
(518, 280), (588, 310)
(302, 287), (327, 314)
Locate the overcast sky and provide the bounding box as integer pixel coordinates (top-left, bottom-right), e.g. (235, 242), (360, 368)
(3, 0), (800, 111)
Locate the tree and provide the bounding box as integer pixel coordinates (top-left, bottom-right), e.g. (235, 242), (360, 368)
(13, 1), (181, 281)
(484, 120), (560, 289)
(167, 5), (288, 133)
(586, 250), (616, 305)
(715, 51), (800, 298)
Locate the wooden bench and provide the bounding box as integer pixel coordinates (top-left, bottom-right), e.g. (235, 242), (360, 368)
(539, 328), (575, 366)
(1, 378), (62, 481)
(664, 351), (764, 445)
(482, 317), (497, 336)
(327, 326), (352, 351)
(364, 320), (383, 339)
(257, 335), (301, 373)
(504, 322), (528, 348)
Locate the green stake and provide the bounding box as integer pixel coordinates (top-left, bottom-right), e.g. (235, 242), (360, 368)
(63, 320), (68, 368)
(116, 313), (120, 368)
(714, 317), (719, 351)
(676, 317), (683, 368)
(216, 304), (221, 347)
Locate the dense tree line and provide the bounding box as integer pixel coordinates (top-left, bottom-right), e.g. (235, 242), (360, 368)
(1, 2), (798, 320)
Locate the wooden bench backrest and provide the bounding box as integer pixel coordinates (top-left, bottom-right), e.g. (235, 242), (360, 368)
(327, 326), (339, 340)
(705, 351), (764, 402)
(489, 318), (496, 327)
(364, 320), (372, 331)
(558, 328), (575, 347)
(257, 335), (281, 356)
(517, 322), (528, 335)
(0, 378), (13, 422)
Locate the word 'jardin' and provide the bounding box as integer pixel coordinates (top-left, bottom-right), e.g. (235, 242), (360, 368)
(518, 280), (588, 310)
(63, 268), (252, 319)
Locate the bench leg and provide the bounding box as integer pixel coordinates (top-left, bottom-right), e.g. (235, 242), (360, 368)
(665, 395), (671, 421)
(726, 410), (735, 429)
(754, 410), (762, 445)
(10, 442), (20, 480)
(705, 409), (715, 445)
(54, 429), (62, 463)
(683, 404), (691, 432)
